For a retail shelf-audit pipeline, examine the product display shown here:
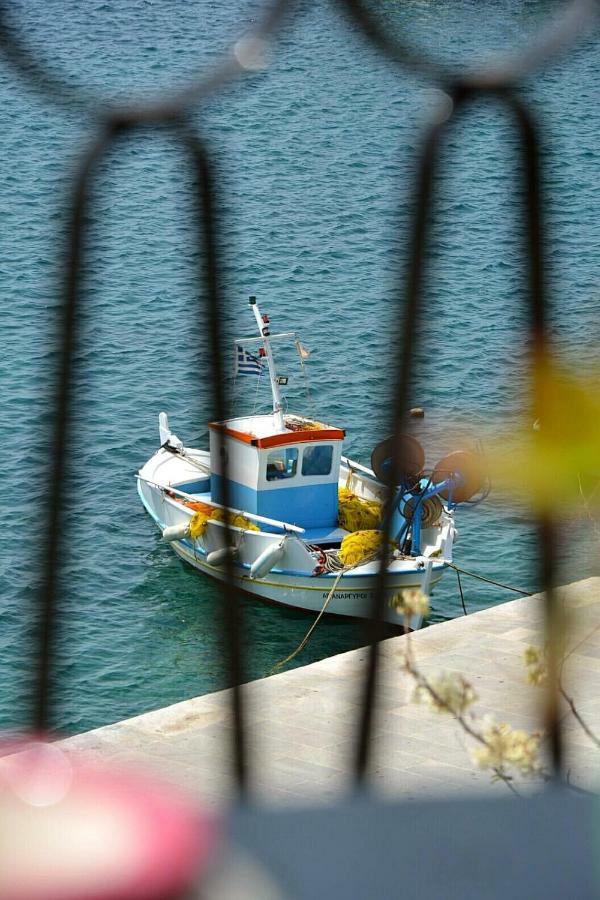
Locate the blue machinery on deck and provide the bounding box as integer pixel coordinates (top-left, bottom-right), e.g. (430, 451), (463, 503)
(370, 436), (489, 556)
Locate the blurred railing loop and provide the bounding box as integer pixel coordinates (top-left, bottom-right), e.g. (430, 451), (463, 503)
(1, 0), (598, 795)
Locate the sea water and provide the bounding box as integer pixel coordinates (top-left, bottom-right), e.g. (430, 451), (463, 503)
(0, 0), (598, 732)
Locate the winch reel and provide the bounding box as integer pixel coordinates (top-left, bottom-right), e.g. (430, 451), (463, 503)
(370, 435), (488, 555)
(402, 493), (444, 528)
(431, 450), (487, 505)
(371, 434), (425, 489)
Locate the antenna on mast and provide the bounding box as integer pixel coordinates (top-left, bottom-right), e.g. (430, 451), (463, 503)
(249, 296), (285, 431)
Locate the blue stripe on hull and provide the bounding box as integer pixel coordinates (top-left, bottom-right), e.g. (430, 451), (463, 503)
(211, 474), (338, 528)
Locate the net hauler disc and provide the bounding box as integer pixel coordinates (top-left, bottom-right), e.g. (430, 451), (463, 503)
(371, 435), (425, 486)
(432, 450), (484, 503)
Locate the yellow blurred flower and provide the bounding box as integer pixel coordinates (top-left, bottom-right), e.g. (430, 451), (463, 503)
(490, 355), (600, 512)
(472, 718), (541, 775)
(412, 671), (477, 715)
(390, 588), (430, 619)
(523, 644), (548, 686)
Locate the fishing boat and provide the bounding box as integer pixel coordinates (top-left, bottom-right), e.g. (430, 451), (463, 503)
(137, 296), (486, 629)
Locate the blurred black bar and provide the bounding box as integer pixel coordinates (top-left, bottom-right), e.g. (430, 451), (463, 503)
(184, 125), (248, 793)
(355, 83), (562, 780)
(354, 107), (440, 782)
(34, 123), (124, 731)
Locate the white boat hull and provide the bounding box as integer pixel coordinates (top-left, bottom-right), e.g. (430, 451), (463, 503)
(169, 537), (445, 628)
(137, 445), (455, 629)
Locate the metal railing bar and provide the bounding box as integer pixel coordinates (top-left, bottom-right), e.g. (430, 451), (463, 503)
(354, 83), (563, 781)
(34, 121), (123, 731)
(353, 94), (441, 783)
(182, 122), (248, 794)
(468, 0), (599, 89)
(33, 111), (249, 792)
(0, 0), (295, 120)
(503, 89), (563, 775)
(336, 0), (598, 87)
(539, 517), (563, 774)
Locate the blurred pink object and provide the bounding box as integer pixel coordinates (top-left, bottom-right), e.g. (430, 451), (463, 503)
(0, 737), (218, 900)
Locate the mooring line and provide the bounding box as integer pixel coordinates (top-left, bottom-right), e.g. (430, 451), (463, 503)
(447, 562), (533, 597)
(268, 567), (348, 675)
(269, 551), (382, 675)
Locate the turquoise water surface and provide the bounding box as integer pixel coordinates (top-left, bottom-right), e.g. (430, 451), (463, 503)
(1, 0), (599, 733)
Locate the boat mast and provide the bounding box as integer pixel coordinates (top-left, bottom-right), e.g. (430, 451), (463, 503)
(249, 295), (284, 431)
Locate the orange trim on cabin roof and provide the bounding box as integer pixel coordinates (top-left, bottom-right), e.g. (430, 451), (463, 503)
(209, 422), (255, 444)
(209, 421), (345, 448)
(256, 429), (344, 448)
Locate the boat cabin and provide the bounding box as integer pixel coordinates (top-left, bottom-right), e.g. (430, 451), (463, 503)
(209, 414), (345, 528)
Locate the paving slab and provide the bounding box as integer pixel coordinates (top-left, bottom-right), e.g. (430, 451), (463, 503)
(60, 576), (600, 807)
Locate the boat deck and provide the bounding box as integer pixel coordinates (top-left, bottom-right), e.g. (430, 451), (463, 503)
(180, 488), (351, 545)
(302, 526), (349, 544)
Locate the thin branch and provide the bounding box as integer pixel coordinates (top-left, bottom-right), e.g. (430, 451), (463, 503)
(493, 771), (522, 797)
(577, 473), (600, 540)
(403, 628), (545, 796)
(559, 620), (600, 680)
(560, 686), (600, 750)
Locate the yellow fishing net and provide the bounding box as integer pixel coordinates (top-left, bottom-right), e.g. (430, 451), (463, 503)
(339, 530), (394, 567)
(189, 510), (211, 540)
(189, 507), (260, 540)
(338, 487), (382, 532)
(210, 508), (261, 531)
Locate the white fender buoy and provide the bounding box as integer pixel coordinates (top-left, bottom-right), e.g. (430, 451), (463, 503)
(206, 546), (238, 567)
(250, 541), (285, 580)
(159, 411), (183, 449)
(421, 558), (434, 597)
(162, 522), (190, 542)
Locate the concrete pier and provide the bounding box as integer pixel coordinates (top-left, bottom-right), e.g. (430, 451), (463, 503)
(62, 577), (600, 806)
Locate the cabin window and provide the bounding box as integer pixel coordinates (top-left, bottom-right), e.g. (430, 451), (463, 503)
(302, 444), (333, 477)
(266, 447), (299, 480)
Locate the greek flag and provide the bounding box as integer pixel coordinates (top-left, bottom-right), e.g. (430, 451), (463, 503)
(235, 344), (264, 376)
